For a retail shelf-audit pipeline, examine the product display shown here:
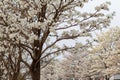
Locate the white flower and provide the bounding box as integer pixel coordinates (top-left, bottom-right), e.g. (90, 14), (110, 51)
(79, 3), (84, 8)
(0, 2), (3, 6)
(18, 36), (26, 42)
(4, 0), (9, 3)
(71, 30), (78, 36)
(24, 3), (29, 8)
(8, 14), (17, 22)
(100, 3), (109, 11)
(10, 27), (15, 32)
(106, 1), (111, 5)
(19, 18), (27, 26)
(83, 33), (92, 37)
(81, 12), (88, 18)
(28, 9), (38, 17)
(9, 33), (17, 39)
(81, 0), (88, 2)
(50, 27), (57, 34)
(19, 1), (26, 5)
(28, 34), (38, 43)
(33, 35), (38, 40)
(95, 6), (101, 11)
(97, 18), (103, 23)
(75, 43), (83, 49)
(0, 33), (3, 38)
(4, 70), (7, 74)
(106, 14), (113, 19)
(76, 11), (81, 16)
(62, 31), (70, 37)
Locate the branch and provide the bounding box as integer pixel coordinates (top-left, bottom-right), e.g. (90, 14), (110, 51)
(46, 0), (63, 19)
(41, 47), (74, 60)
(59, 0), (74, 11)
(41, 57), (54, 69)
(41, 43), (88, 60)
(42, 34), (79, 54)
(8, 54), (15, 72)
(40, 28), (50, 46)
(21, 58), (30, 69)
(58, 0), (63, 9)
(1, 56), (12, 77)
(20, 43), (33, 51)
(0, 16), (9, 26)
(35, 47), (73, 65)
(20, 46), (34, 59)
(56, 11), (98, 31)
(55, 23), (78, 30)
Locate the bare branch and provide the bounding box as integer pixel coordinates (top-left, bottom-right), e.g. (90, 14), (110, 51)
(42, 34), (79, 54)
(21, 59), (30, 69)
(20, 46), (34, 59)
(20, 43), (33, 51)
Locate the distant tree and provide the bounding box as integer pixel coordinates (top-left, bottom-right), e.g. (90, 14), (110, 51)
(60, 48), (94, 80)
(0, 45), (27, 80)
(41, 59), (63, 80)
(89, 27), (120, 80)
(0, 0), (114, 80)
(61, 27), (120, 80)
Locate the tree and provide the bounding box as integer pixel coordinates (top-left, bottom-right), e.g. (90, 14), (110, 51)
(0, 45), (27, 80)
(89, 27), (120, 80)
(0, 0), (114, 80)
(41, 59), (63, 80)
(60, 47), (95, 80)
(61, 27), (120, 80)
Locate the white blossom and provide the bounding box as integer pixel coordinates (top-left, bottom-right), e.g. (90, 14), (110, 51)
(28, 9), (38, 17)
(70, 30), (79, 36)
(100, 3), (109, 11)
(106, 14), (113, 19)
(95, 6), (101, 11)
(106, 1), (111, 5)
(81, 12), (88, 18)
(80, 0), (88, 3)
(0, 0), (114, 79)
(75, 43), (83, 49)
(9, 33), (18, 39)
(50, 27), (57, 34)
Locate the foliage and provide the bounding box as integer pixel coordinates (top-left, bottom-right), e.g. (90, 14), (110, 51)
(0, 0), (113, 79)
(89, 27), (120, 78)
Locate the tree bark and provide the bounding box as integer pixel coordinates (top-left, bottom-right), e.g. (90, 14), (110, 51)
(30, 38), (41, 80)
(105, 75), (109, 80)
(31, 59), (40, 80)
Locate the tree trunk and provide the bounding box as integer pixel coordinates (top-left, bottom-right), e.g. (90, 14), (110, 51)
(88, 77), (92, 80)
(12, 73), (19, 80)
(105, 75), (109, 80)
(30, 39), (41, 80)
(31, 59), (40, 80)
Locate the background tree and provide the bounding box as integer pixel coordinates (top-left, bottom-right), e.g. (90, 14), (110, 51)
(0, 0), (114, 80)
(0, 45), (27, 80)
(60, 27), (120, 80)
(89, 27), (120, 79)
(41, 59), (63, 80)
(59, 47), (95, 80)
